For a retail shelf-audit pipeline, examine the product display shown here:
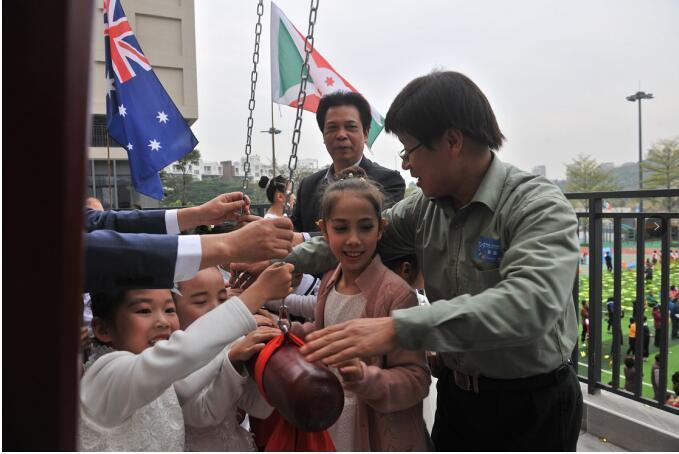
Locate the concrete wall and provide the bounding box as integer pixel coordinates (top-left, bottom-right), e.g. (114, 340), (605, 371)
(90, 0), (198, 121)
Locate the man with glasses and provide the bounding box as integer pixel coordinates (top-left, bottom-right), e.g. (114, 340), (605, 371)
(287, 71), (582, 451)
(291, 91), (405, 233)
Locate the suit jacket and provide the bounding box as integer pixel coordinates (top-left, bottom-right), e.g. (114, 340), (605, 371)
(291, 155), (405, 233)
(85, 208), (167, 233)
(83, 209), (175, 292)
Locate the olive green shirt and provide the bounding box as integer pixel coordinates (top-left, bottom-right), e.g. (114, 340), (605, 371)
(286, 153), (579, 379)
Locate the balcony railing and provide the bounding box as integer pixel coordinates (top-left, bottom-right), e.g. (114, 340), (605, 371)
(566, 188), (679, 415)
(90, 120), (121, 148)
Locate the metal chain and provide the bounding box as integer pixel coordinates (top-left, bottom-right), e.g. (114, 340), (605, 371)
(283, 0), (319, 216)
(241, 0), (265, 191)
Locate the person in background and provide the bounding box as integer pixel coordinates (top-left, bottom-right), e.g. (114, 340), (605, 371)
(623, 356), (637, 393)
(606, 297), (615, 333)
(642, 317), (650, 360)
(258, 175), (294, 219)
(651, 354), (662, 402)
(626, 317), (636, 356)
(652, 304), (663, 349)
(86, 196), (104, 211)
(580, 300), (589, 344)
(670, 285), (678, 301)
(670, 297), (679, 340)
(291, 91), (405, 234)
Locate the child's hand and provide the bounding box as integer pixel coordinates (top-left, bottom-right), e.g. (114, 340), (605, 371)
(337, 358), (364, 383)
(228, 326), (281, 364)
(254, 309), (276, 327)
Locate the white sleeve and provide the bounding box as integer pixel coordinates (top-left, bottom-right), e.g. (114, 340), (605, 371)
(174, 235), (202, 282)
(264, 294), (317, 321)
(237, 377), (273, 419)
(80, 297), (256, 428)
(165, 209), (180, 235)
(284, 294), (317, 320)
(174, 350), (226, 405)
(180, 350), (250, 428)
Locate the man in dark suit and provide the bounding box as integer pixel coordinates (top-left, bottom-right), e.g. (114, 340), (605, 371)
(291, 92), (405, 233)
(84, 193), (294, 292)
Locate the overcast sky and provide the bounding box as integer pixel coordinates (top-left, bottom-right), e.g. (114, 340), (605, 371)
(191, 0), (679, 182)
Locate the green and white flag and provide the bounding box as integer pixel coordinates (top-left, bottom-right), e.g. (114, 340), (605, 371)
(270, 2), (384, 147)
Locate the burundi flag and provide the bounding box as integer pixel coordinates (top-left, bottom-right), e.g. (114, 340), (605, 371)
(270, 2), (384, 147)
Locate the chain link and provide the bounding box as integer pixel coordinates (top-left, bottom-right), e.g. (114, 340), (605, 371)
(241, 0), (265, 191)
(283, 0), (319, 216)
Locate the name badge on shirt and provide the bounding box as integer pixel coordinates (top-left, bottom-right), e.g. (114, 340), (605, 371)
(473, 236), (503, 267)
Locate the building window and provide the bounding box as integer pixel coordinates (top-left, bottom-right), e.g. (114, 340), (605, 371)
(193, 170), (199, 175)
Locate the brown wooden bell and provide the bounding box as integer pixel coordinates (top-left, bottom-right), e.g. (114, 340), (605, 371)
(249, 335), (344, 432)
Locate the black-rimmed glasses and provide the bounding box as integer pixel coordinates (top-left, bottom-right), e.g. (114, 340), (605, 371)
(398, 142), (423, 161)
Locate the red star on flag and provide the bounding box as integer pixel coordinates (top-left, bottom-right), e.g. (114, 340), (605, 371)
(325, 76), (335, 87)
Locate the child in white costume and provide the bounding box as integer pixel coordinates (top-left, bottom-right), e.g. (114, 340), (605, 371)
(172, 267), (277, 451)
(78, 263), (293, 452)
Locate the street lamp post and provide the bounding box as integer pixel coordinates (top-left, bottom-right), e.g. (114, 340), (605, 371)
(626, 91), (653, 213)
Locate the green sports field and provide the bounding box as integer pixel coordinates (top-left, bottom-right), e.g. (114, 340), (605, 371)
(577, 261), (679, 400)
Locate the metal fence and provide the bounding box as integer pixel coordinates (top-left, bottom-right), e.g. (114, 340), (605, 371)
(566, 188), (679, 415)
(91, 119), (122, 148)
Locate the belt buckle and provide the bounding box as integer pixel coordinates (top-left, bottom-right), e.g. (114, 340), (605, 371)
(453, 370), (480, 393)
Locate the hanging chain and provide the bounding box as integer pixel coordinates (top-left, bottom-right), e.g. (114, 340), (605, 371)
(241, 0), (265, 191)
(283, 0), (319, 216)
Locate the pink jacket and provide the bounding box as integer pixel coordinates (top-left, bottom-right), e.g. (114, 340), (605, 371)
(293, 255), (431, 451)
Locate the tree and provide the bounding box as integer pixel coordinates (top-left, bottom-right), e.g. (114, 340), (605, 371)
(404, 181), (419, 198)
(565, 154), (621, 244)
(565, 154), (620, 194)
(174, 148), (201, 205)
(641, 138), (679, 212)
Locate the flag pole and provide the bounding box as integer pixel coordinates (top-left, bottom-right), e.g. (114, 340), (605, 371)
(106, 132), (113, 207)
(271, 101), (277, 178)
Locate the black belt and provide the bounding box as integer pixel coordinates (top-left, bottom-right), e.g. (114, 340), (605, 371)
(446, 364), (572, 394)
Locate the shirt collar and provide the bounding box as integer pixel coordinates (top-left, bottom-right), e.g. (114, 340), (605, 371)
(324, 155), (365, 183)
(468, 152), (507, 213)
(430, 151), (507, 215)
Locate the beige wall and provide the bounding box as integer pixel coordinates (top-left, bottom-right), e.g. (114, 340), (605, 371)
(88, 0), (197, 208)
(90, 0), (198, 122)
(89, 147), (129, 160)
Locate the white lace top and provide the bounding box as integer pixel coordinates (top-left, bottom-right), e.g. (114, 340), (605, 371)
(79, 345), (185, 451)
(324, 287), (367, 452)
(78, 297), (256, 452)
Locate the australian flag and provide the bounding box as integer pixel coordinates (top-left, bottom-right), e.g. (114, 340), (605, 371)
(103, 0), (198, 199)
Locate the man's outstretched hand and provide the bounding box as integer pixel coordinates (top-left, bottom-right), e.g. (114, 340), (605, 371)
(178, 192), (252, 231)
(300, 316), (398, 366)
